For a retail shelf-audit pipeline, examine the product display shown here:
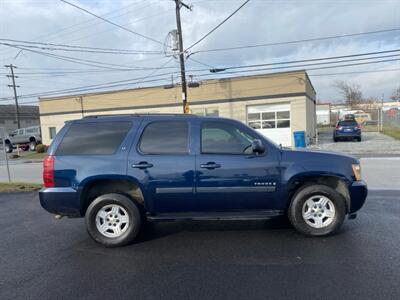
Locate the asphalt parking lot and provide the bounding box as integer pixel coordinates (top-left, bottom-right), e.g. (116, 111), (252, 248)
(0, 190), (399, 300)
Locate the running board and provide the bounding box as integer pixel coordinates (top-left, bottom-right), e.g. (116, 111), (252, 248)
(146, 210), (284, 222)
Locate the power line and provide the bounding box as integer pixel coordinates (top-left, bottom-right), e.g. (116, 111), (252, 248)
(59, 0), (164, 46)
(191, 27), (400, 54)
(0, 1), (148, 56)
(0, 39), (165, 55)
(1, 44), (153, 70)
(211, 49), (400, 71)
(186, 0), (251, 51)
(195, 58), (400, 79)
(308, 68), (400, 76)
(0, 58), (177, 101)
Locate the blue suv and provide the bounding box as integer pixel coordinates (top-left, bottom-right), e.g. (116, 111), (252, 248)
(333, 120), (362, 142)
(39, 114), (367, 247)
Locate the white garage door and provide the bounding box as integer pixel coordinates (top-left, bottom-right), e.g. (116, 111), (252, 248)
(247, 103), (291, 147)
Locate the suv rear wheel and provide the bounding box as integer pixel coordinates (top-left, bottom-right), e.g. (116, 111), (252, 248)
(288, 184), (346, 236)
(85, 193), (142, 247)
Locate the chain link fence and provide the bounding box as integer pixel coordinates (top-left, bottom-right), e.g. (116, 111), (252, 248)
(383, 109), (400, 129)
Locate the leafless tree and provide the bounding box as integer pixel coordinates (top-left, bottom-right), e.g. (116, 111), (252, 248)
(333, 80), (363, 108)
(390, 87), (400, 101)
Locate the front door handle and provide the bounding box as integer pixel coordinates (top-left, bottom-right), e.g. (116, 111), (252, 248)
(132, 162), (153, 169)
(200, 162), (221, 169)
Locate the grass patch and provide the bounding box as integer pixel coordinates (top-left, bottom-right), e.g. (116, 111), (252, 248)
(0, 182), (42, 193)
(383, 126), (400, 140)
(9, 151), (46, 161)
(23, 152), (47, 160)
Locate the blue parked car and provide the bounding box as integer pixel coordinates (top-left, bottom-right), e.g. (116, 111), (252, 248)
(39, 114), (367, 247)
(333, 120), (362, 142)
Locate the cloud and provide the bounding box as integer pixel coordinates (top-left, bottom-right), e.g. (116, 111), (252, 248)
(0, 0), (399, 105)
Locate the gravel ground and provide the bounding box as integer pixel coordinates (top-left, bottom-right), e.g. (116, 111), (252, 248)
(312, 131), (400, 157)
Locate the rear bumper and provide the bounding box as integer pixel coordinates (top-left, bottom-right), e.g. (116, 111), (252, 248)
(334, 131), (361, 138)
(39, 187), (81, 217)
(348, 180), (368, 213)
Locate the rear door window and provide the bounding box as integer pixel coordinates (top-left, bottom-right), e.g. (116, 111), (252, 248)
(139, 121), (189, 154)
(56, 121), (132, 155)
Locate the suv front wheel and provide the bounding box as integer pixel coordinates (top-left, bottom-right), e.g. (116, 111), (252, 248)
(85, 193), (142, 247)
(29, 141), (37, 151)
(288, 184), (346, 236)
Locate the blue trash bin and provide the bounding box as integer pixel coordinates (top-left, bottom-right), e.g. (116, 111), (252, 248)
(293, 131), (306, 148)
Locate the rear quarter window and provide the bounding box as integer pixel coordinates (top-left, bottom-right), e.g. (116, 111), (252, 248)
(56, 121), (132, 155)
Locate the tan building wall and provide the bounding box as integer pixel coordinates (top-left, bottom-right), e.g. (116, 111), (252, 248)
(39, 70), (316, 146)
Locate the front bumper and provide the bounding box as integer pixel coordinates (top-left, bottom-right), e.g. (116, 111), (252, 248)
(348, 180), (368, 213)
(39, 187), (81, 217)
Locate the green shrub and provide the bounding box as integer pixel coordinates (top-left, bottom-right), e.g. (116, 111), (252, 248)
(36, 144), (48, 153)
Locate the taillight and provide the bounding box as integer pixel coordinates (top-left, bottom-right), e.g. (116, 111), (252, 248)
(43, 155), (55, 187)
(336, 125), (342, 130)
(355, 125), (361, 129)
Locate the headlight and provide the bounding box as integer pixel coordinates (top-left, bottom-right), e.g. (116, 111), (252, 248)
(352, 163), (362, 181)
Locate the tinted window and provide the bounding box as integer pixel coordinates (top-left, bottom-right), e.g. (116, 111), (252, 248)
(339, 120), (358, 126)
(56, 122), (131, 155)
(201, 122), (256, 154)
(139, 121), (189, 154)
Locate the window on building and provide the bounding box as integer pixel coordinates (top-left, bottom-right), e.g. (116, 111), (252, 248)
(56, 122), (131, 155)
(49, 127), (56, 139)
(191, 107), (219, 117)
(139, 121), (189, 154)
(248, 109), (290, 129)
(201, 122), (256, 154)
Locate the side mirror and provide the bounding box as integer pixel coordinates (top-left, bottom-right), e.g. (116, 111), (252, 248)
(251, 139), (265, 154)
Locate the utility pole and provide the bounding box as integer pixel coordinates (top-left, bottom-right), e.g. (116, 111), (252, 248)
(4, 64), (21, 128)
(174, 0), (191, 113)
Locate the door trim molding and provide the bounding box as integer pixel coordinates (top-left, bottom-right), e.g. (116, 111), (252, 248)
(156, 187), (194, 194)
(196, 186), (276, 193)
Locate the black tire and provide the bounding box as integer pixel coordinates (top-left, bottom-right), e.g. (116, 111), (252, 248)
(5, 142), (12, 153)
(288, 184), (346, 236)
(85, 193), (142, 247)
(357, 137), (361, 142)
(333, 137), (338, 142)
(29, 141), (37, 151)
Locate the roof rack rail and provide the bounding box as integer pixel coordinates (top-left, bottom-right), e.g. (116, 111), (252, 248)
(83, 113), (196, 119)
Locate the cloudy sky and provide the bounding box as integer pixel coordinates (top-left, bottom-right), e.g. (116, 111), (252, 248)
(0, 0), (399, 106)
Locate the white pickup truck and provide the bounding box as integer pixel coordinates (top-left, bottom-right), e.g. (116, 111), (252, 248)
(4, 126), (42, 153)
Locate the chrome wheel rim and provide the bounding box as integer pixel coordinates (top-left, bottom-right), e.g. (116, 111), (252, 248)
(95, 204), (130, 238)
(302, 195), (336, 229)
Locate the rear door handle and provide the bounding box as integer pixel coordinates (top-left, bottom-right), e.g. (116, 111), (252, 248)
(132, 162), (153, 169)
(200, 162), (221, 169)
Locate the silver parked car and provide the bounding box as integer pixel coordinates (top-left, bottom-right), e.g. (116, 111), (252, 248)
(4, 126), (42, 153)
